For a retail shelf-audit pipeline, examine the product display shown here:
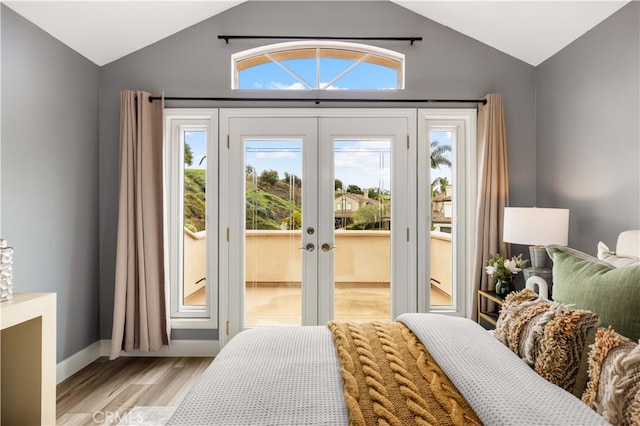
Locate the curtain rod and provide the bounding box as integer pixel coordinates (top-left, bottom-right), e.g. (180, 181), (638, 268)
(148, 96), (486, 105)
(218, 35), (422, 45)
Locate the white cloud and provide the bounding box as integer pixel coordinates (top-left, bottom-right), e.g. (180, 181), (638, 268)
(335, 141), (392, 189)
(267, 82), (307, 90)
(264, 81), (348, 90)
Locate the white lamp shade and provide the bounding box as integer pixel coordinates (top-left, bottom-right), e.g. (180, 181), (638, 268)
(503, 207), (569, 246)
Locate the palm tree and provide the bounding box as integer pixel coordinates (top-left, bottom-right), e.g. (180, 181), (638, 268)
(430, 141), (451, 169)
(431, 176), (450, 196)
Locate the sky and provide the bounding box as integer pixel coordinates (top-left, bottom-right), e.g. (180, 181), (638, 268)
(239, 58), (397, 90)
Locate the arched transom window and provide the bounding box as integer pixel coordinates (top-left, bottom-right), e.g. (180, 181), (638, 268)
(232, 41), (405, 90)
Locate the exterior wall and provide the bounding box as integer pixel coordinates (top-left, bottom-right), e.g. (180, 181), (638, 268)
(535, 2), (639, 253)
(183, 229), (206, 298)
(1, 5), (100, 361)
(245, 231), (391, 284)
(430, 232), (452, 296)
(99, 0), (537, 338)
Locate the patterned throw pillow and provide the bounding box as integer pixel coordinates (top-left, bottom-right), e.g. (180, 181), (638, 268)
(494, 289), (599, 391)
(583, 327), (640, 426)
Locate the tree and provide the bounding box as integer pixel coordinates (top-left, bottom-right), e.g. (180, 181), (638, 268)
(335, 179), (343, 191)
(352, 205), (380, 229)
(367, 187), (382, 200)
(283, 172), (301, 187)
(184, 143), (193, 166)
(346, 184), (364, 195)
(431, 176), (450, 196)
(430, 141), (451, 169)
(258, 169), (279, 186)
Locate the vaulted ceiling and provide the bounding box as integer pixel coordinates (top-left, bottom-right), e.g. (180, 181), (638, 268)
(3, 1), (630, 67)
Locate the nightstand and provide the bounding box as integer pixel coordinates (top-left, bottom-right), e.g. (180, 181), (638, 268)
(477, 289), (506, 329)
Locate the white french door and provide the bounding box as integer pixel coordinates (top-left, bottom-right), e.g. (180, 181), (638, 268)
(220, 109), (415, 341)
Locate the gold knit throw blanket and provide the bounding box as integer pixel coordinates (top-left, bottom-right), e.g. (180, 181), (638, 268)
(328, 321), (481, 426)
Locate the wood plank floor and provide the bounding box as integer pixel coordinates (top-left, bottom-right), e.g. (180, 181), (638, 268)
(56, 356), (213, 425)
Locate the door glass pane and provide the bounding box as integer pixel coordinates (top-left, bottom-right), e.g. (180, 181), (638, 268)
(334, 140), (391, 322)
(183, 130), (207, 306)
(429, 131), (453, 307)
(244, 139), (303, 326)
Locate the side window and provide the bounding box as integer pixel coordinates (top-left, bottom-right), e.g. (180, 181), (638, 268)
(232, 41), (404, 90)
(164, 110), (218, 328)
(418, 110), (477, 318)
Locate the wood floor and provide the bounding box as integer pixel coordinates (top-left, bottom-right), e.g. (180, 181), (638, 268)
(56, 356), (213, 425)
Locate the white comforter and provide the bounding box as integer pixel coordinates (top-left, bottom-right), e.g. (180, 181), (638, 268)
(168, 314), (609, 425)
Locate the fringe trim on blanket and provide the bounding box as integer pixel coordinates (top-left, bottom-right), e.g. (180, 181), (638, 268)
(328, 321), (481, 426)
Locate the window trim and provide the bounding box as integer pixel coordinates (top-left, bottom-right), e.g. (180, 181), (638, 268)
(231, 41), (405, 90)
(164, 109), (219, 329)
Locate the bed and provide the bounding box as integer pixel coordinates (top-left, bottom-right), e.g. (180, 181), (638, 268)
(168, 231), (640, 426)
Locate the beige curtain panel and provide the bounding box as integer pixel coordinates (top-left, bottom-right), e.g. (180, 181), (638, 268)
(110, 90), (168, 360)
(471, 93), (510, 320)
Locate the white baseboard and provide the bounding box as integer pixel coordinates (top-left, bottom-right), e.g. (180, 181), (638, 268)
(56, 340), (103, 384)
(104, 339), (220, 358)
(57, 339), (219, 384)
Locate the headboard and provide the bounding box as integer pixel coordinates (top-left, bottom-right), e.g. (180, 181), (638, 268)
(616, 230), (640, 258)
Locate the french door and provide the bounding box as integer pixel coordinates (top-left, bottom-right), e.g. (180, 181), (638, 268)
(220, 109), (415, 340)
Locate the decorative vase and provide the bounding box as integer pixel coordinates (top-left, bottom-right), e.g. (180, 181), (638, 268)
(0, 239), (13, 302)
(495, 278), (514, 296)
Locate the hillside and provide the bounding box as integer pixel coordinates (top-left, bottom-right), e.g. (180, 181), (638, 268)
(183, 168), (303, 231)
(246, 172), (302, 230)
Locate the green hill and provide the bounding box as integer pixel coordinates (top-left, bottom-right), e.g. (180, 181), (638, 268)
(184, 169), (206, 232)
(246, 173), (302, 230)
(183, 168), (303, 232)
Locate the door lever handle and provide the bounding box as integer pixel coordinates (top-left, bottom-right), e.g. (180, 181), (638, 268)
(299, 243), (315, 252)
(321, 243), (338, 252)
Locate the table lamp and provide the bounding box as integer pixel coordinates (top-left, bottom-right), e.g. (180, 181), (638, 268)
(503, 207), (569, 295)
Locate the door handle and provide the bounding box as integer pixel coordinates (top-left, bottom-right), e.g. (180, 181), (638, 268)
(321, 243), (338, 252)
(299, 243), (315, 252)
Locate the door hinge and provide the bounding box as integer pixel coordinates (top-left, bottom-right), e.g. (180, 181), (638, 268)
(227, 134), (230, 148)
(226, 321), (230, 335)
(226, 228), (230, 241)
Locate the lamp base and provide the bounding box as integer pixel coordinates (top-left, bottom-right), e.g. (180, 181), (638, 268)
(529, 245), (548, 269)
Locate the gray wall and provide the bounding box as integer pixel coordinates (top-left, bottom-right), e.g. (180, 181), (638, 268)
(99, 1), (537, 338)
(1, 6), (100, 361)
(536, 2), (640, 254)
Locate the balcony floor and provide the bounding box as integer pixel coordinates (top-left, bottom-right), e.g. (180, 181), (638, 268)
(185, 284), (452, 326)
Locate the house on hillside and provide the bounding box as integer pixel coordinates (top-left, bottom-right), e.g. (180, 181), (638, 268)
(334, 193), (387, 229)
(432, 186), (453, 233)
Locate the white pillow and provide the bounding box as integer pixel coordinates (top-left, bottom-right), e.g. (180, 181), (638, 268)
(597, 241), (640, 268)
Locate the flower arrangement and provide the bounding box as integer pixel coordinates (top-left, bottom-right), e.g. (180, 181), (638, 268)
(486, 253), (528, 295)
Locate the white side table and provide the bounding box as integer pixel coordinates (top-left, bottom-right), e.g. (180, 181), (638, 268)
(1, 293), (56, 425)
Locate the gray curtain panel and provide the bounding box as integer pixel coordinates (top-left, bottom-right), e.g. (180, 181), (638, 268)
(110, 90), (168, 360)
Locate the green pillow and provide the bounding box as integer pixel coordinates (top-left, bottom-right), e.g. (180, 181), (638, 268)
(547, 245), (640, 342)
